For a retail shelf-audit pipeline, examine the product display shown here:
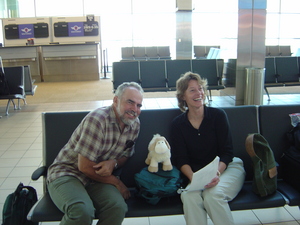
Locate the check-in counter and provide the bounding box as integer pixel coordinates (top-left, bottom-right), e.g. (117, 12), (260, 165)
(0, 46), (41, 81)
(41, 43), (100, 82)
(0, 43), (100, 82)
(1, 16), (101, 81)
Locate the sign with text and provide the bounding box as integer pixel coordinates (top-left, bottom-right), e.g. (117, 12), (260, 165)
(5, 23), (49, 39)
(54, 21), (98, 37)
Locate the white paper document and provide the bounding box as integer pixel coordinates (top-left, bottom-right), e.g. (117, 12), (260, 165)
(183, 156), (220, 192)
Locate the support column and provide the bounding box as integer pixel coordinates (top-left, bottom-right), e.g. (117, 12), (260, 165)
(176, 11), (192, 59)
(235, 0), (266, 105)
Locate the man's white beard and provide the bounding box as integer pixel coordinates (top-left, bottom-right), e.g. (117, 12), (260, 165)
(116, 103), (136, 126)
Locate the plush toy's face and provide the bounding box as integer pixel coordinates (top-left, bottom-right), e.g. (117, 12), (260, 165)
(154, 139), (170, 154)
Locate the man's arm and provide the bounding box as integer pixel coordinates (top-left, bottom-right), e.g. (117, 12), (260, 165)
(93, 156), (128, 176)
(78, 154), (130, 199)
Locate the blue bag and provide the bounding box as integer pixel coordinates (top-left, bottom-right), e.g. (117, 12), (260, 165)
(134, 165), (182, 205)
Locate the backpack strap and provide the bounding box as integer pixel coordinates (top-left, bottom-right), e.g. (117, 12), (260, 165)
(246, 133), (277, 178)
(245, 134), (256, 157)
(245, 133), (278, 197)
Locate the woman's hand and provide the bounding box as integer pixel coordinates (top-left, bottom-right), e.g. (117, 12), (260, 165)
(204, 161), (226, 188)
(204, 175), (220, 189)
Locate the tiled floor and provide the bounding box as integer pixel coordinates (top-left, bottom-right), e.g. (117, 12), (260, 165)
(0, 79), (300, 225)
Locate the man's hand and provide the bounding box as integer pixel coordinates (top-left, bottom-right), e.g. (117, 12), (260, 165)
(93, 159), (116, 176)
(115, 179), (131, 199)
(78, 154), (130, 199)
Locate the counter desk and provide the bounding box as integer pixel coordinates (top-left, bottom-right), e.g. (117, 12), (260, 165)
(0, 45), (41, 81)
(0, 43), (100, 82)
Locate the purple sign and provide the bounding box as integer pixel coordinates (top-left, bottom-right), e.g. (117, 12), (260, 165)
(68, 22), (84, 37)
(19, 24), (34, 39)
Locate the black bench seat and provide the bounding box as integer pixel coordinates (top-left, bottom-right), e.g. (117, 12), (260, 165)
(27, 105), (300, 222)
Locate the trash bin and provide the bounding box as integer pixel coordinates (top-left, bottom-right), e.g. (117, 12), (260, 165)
(244, 67), (265, 105)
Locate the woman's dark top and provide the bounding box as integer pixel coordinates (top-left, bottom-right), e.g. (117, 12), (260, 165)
(170, 106), (233, 172)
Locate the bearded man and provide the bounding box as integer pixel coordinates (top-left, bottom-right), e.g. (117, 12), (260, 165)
(47, 82), (144, 225)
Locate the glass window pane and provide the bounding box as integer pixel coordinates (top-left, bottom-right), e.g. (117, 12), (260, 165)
(266, 0), (280, 12)
(35, 0), (84, 17)
(132, 0), (175, 13)
(280, 14), (300, 38)
(84, 0), (132, 15)
(193, 12), (237, 44)
(219, 13), (238, 38)
(0, 1), (6, 18)
(132, 13), (175, 46)
(18, 0), (35, 17)
(5, 0), (300, 65)
(281, 0), (300, 13)
(266, 14), (280, 39)
(101, 14), (133, 42)
(193, 13), (221, 44)
(194, 0), (237, 13)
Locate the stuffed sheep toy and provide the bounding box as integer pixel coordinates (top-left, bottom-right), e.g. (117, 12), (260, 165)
(145, 134), (173, 173)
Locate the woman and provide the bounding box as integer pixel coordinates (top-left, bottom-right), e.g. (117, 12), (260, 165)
(170, 72), (245, 225)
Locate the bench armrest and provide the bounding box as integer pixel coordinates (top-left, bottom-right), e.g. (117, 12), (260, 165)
(31, 166), (48, 181)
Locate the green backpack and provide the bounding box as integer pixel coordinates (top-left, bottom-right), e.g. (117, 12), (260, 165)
(2, 183), (38, 225)
(134, 165), (183, 205)
(246, 133), (278, 197)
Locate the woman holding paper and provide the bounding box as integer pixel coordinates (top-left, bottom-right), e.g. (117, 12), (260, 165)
(170, 72), (245, 225)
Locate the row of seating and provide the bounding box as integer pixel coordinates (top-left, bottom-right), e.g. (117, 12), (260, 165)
(193, 45), (220, 59)
(121, 46), (171, 61)
(265, 56), (300, 100)
(112, 59), (225, 100)
(225, 57), (300, 101)
(122, 45), (223, 61)
(194, 45), (291, 58)
(0, 65), (37, 116)
(266, 45), (292, 57)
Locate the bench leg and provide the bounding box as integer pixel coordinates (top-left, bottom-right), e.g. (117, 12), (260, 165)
(11, 100), (17, 110)
(208, 90), (212, 101)
(17, 99), (21, 110)
(4, 99), (23, 116)
(264, 87), (271, 101)
(5, 99), (12, 116)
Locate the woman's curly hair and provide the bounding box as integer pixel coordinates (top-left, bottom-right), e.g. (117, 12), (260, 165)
(176, 72), (208, 112)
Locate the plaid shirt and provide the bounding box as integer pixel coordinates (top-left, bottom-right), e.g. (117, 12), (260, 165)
(47, 105), (140, 185)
